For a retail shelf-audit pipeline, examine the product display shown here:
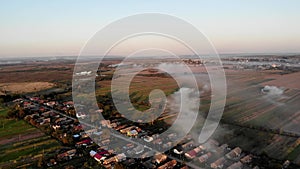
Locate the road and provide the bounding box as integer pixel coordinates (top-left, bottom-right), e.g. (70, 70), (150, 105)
(24, 96), (204, 169)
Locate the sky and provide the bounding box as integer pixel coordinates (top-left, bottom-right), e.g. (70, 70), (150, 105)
(0, 0), (300, 57)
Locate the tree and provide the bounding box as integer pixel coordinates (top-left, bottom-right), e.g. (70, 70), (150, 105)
(7, 106), (18, 118)
(17, 109), (25, 119)
(0, 98), (4, 104)
(62, 134), (73, 145)
(30, 118), (38, 126)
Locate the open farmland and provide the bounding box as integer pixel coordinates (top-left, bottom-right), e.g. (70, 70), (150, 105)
(0, 106), (42, 141)
(223, 70), (300, 134)
(0, 82), (54, 94)
(96, 75), (178, 98)
(0, 105), (62, 168)
(214, 68), (300, 165)
(0, 60), (75, 84)
(0, 135), (61, 163)
(211, 124), (300, 165)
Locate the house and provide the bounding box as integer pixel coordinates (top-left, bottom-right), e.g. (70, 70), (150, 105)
(45, 101), (56, 107)
(184, 134), (193, 141)
(39, 106), (46, 112)
(40, 118), (50, 125)
(152, 134), (160, 139)
(116, 153), (126, 162)
(85, 129), (97, 135)
(63, 101), (74, 107)
(153, 138), (163, 145)
(47, 159), (57, 167)
(115, 124), (127, 131)
(109, 122), (117, 128)
(94, 153), (106, 162)
(90, 150), (105, 161)
(66, 149), (76, 157)
(211, 157), (226, 169)
(76, 112), (86, 119)
(226, 147), (242, 159)
(57, 149), (76, 161)
(52, 124), (61, 130)
(135, 127), (142, 132)
(41, 111), (51, 118)
(182, 141), (194, 150)
(73, 124), (83, 131)
(144, 136), (154, 142)
(23, 102), (35, 109)
(198, 152), (212, 163)
(240, 155), (252, 164)
(29, 97), (39, 101)
(100, 120), (111, 127)
(120, 126), (136, 134)
(73, 134), (80, 140)
(103, 156), (117, 165)
(55, 117), (67, 124)
(76, 138), (93, 147)
(38, 99), (46, 104)
(157, 160), (177, 169)
(185, 145), (205, 159)
(227, 162), (243, 169)
(167, 133), (177, 140)
(283, 160), (291, 168)
(49, 111), (59, 118)
(127, 129), (138, 137)
(100, 145), (108, 151)
(207, 139), (220, 146)
(153, 153), (167, 164)
(13, 98), (23, 102)
(216, 144), (229, 154)
(173, 147), (183, 155)
(96, 149), (109, 155)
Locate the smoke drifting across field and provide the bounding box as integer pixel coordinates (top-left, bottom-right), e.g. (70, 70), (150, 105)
(261, 85), (287, 106)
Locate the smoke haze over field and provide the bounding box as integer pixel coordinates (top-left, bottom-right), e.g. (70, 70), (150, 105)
(262, 85), (284, 96)
(261, 85), (287, 106)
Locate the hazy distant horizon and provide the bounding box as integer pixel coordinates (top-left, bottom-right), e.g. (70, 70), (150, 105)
(1, 52), (300, 61)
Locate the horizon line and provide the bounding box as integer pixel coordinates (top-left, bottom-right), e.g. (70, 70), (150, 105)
(1, 52), (300, 60)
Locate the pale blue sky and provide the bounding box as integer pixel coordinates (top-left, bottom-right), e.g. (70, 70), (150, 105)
(0, 0), (300, 57)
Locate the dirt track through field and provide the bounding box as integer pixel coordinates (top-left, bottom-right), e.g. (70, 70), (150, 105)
(0, 131), (44, 145)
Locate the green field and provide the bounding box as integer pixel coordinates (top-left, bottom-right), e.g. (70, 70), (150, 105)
(0, 105), (62, 166)
(286, 144), (300, 161)
(0, 119), (38, 139)
(0, 135), (61, 163)
(0, 106), (8, 116)
(0, 105), (39, 139)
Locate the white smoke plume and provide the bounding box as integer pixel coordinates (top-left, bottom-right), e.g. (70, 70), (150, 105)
(261, 85), (286, 106)
(261, 85), (284, 96)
